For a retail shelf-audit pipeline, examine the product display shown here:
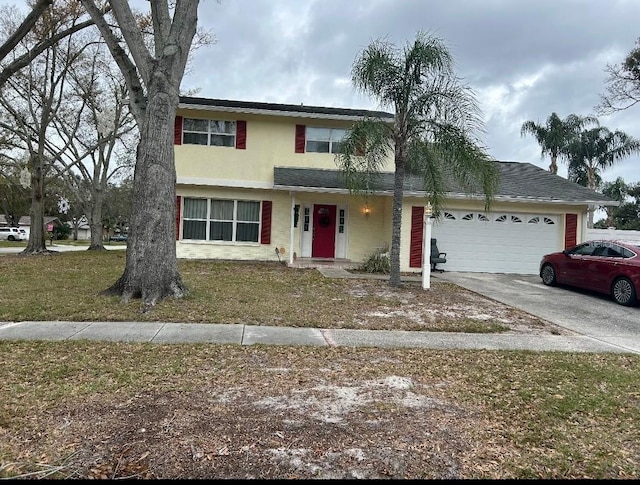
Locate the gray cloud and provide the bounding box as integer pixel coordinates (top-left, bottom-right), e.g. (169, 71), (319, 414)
(7, 0), (638, 185)
(182, 0), (640, 186)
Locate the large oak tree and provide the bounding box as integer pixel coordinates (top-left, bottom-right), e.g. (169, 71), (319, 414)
(80, 0), (199, 309)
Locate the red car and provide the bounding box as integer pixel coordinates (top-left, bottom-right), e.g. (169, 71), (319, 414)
(539, 239), (640, 306)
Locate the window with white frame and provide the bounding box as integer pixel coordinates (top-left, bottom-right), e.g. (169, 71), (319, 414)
(182, 198), (260, 242)
(305, 127), (348, 153)
(183, 118), (236, 147)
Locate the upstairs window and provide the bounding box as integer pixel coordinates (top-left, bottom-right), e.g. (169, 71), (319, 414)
(305, 127), (348, 154)
(183, 118), (236, 147)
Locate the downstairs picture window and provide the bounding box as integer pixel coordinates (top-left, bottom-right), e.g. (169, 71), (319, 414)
(182, 198), (260, 242)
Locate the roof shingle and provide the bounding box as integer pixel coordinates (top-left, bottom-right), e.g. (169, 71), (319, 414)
(273, 162), (615, 205)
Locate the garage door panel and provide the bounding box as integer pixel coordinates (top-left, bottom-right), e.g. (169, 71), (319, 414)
(431, 212), (560, 274)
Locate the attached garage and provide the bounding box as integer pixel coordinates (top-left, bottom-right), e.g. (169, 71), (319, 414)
(273, 162), (615, 275)
(431, 210), (561, 274)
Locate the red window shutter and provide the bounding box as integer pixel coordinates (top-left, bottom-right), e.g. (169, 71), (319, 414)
(564, 213), (577, 249)
(174, 116), (183, 145)
(409, 206), (424, 268)
(176, 196), (182, 240)
(295, 125), (305, 153)
(260, 200), (272, 244)
(236, 120), (247, 149)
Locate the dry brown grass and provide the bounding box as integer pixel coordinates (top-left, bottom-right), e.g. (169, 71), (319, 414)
(0, 251), (563, 335)
(1, 342), (639, 479)
(1, 251), (638, 479)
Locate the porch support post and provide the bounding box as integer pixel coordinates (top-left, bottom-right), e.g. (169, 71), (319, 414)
(422, 203), (433, 290)
(289, 193), (296, 265)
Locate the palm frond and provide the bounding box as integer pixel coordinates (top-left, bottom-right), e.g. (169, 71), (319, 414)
(335, 118), (393, 195)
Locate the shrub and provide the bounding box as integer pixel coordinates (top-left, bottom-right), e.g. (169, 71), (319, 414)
(359, 246), (390, 274)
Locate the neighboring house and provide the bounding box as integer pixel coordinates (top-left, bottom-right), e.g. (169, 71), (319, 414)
(174, 97), (615, 275)
(0, 215), (63, 238)
(65, 215), (91, 240)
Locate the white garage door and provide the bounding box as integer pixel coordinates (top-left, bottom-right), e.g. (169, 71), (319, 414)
(431, 211), (561, 274)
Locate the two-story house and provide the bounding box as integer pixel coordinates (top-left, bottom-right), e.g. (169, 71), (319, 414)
(173, 97), (614, 275)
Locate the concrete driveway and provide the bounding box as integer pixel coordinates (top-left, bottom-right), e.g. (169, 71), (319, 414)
(436, 272), (640, 354)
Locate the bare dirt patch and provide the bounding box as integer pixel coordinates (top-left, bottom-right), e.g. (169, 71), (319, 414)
(341, 280), (568, 335)
(4, 367), (482, 479)
(2, 345), (639, 480)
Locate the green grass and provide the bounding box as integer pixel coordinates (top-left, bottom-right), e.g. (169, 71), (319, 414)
(0, 250), (544, 332)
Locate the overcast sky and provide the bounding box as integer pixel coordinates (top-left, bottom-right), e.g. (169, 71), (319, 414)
(176, 0), (640, 187)
(4, 0), (639, 188)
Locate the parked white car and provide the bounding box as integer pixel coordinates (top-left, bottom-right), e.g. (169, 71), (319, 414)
(0, 227), (26, 241)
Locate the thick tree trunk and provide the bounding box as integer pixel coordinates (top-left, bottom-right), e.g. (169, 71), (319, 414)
(88, 182), (106, 250)
(22, 155), (50, 254)
(101, 86), (187, 309)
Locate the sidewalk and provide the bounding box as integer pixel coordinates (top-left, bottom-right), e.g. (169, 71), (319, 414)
(0, 320), (632, 353)
(1, 264), (638, 354)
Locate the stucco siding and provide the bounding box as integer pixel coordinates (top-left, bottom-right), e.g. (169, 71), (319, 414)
(342, 197), (389, 263)
(175, 110), (393, 186)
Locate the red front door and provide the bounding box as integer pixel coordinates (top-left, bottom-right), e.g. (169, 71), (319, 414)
(312, 204), (336, 258)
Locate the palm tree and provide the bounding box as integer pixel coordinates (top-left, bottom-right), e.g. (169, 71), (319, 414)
(567, 161), (603, 189)
(567, 126), (640, 227)
(336, 31), (499, 287)
(520, 112), (598, 175)
(600, 177), (629, 227)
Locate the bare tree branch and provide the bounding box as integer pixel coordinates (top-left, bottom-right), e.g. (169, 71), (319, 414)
(150, 0), (171, 57)
(0, 3), (99, 89)
(80, 0), (146, 119)
(0, 0), (52, 61)
(108, 0), (153, 84)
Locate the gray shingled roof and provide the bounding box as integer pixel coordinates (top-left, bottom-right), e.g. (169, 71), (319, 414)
(179, 96), (394, 120)
(273, 162), (615, 205)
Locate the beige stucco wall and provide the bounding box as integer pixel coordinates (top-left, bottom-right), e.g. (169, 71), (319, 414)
(176, 186), (393, 265)
(176, 187), (292, 262)
(175, 108), (394, 186)
(174, 105), (592, 271)
(176, 181), (590, 271)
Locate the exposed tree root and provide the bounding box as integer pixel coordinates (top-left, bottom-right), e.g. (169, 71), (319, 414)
(100, 274), (189, 313)
(19, 248), (57, 256)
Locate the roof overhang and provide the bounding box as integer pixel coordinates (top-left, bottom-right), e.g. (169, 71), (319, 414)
(271, 184), (620, 206)
(177, 102), (390, 122)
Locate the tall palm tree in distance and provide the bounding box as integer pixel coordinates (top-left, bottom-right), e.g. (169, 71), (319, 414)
(567, 126), (640, 227)
(520, 112), (598, 175)
(336, 30), (499, 287)
(600, 177), (629, 227)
